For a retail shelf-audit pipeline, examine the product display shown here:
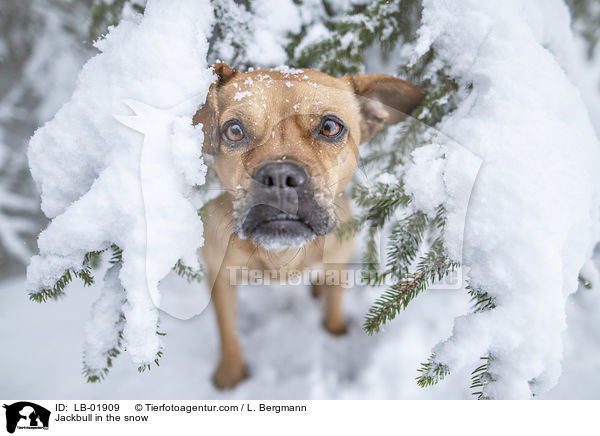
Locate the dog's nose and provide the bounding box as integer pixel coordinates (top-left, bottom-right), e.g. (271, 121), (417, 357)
(254, 162), (307, 188)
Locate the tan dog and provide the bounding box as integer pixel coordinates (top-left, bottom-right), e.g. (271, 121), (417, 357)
(194, 63), (424, 389)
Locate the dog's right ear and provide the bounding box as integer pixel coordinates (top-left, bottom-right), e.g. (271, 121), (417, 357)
(349, 74), (425, 143)
(193, 63), (238, 154)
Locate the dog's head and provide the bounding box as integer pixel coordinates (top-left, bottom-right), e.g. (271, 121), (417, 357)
(194, 63), (424, 250)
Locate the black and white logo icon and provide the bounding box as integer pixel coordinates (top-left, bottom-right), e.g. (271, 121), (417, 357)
(3, 402), (50, 433)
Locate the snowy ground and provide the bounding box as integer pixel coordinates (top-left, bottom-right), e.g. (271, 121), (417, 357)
(1, 271), (598, 399)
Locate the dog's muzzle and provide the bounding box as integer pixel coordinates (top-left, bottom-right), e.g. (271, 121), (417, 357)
(234, 161), (332, 250)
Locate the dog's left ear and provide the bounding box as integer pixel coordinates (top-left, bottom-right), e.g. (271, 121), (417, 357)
(193, 63), (239, 154)
(349, 74), (425, 143)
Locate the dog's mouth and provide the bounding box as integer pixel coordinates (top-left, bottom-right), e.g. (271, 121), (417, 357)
(261, 213), (311, 226)
(254, 213), (314, 235)
(236, 203), (329, 250)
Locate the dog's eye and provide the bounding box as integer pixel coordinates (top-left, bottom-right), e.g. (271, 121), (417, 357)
(223, 121), (245, 142)
(319, 117), (344, 139)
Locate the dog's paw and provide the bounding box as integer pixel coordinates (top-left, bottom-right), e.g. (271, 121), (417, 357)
(212, 359), (248, 390)
(323, 318), (347, 336)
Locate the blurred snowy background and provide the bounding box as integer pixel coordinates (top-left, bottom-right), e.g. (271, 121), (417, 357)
(1, 0), (600, 399)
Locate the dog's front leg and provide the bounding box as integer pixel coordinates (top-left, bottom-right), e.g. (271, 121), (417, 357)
(314, 263), (348, 336)
(210, 269), (247, 389)
(324, 284), (346, 335)
(202, 197), (248, 389)
(314, 222), (354, 336)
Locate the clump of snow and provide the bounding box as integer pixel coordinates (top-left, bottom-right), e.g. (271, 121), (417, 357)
(210, 0), (352, 70)
(241, 0), (303, 67)
(403, 144), (445, 218)
(408, 0), (600, 399)
(272, 65), (304, 76)
(402, 141), (482, 262)
(293, 23), (331, 60)
(234, 91), (253, 101)
(27, 0), (214, 367)
(372, 172), (397, 186)
(83, 263), (126, 378)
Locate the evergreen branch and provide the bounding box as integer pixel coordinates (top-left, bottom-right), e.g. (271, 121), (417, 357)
(137, 327), (167, 373)
(138, 348), (164, 373)
(578, 274), (592, 290)
(29, 244), (123, 303)
(386, 210), (428, 280)
(470, 355), (492, 399)
(29, 264), (95, 302)
(363, 238), (459, 334)
(352, 181), (411, 228)
(334, 217), (362, 241)
(289, 0), (423, 75)
(29, 270), (74, 303)
(357, 125), (402, 170)
(467, 286), (497, 312)
(84, 250), (103, 269)
(361, 226), (383, 286)
(109, 244), (123, 264)
(83, 314), (125, 383)
(416, 354), (450, 387)
(172, 259), (204, 283)
(363, 272), (423, 333)
(208, 0), (253, 68)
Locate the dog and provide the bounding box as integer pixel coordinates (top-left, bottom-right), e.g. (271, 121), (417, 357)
(194, 63), (424, 389)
